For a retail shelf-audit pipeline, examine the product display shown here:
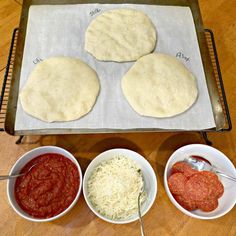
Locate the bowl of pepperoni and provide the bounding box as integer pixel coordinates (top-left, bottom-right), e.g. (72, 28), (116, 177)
(7, 146), (82, 222)
(164, 144), (236, 219)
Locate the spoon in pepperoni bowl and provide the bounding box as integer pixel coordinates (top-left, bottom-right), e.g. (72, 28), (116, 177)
(0, 163), (38, 180)
(185, 156), (236, 182)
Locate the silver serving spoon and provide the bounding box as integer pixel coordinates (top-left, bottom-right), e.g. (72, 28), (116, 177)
(138, 176), (146, 236)
(0, 163), (38, 180)
(184, 156), (236, 182)
(138, 189), (145, 236)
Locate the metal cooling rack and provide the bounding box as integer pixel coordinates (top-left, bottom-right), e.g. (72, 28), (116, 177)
(204, 29), (231, 131)
(0, 29), (18, 132)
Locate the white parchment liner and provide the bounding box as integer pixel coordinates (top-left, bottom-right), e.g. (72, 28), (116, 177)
(15, 4), (216, 131)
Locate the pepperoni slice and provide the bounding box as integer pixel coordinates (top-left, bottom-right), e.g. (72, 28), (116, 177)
(185, 173), (209, 201)
(168, 173), (187, 195)
(171, 161), (197, 178)
(214, 181), (224, 198)
(200, 171), (218, 181)
(200, 171), (224, 198)
(174, 194), (197, 211)
(169, 162), (224, 213)
(197, 198), (218, 212)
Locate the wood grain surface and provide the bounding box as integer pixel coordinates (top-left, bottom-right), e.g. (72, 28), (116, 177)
(0, 0), (236, 235)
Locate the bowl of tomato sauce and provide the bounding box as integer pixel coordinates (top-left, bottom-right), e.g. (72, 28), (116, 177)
(7, 146), (82, 222)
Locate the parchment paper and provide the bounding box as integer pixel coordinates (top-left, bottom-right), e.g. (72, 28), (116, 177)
(15, 4), (216, 131)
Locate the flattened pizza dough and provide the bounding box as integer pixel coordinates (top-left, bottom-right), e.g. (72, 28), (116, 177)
(85, 8), (157, 62)
(121, 53), (198, 118)
(20, 57), (100, 122)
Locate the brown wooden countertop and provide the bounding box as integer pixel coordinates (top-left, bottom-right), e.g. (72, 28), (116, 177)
(0, 0), (235, 235)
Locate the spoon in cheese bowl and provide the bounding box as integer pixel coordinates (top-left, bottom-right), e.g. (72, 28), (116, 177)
(185, 156), (236, 182)
(138, 186), (146, 236)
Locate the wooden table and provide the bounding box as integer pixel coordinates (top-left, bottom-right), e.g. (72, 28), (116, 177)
(0, 0), (236, 235)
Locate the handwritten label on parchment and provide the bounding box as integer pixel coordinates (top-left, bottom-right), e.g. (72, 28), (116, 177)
(176, 52), (190, 62)
(33, 57), (43, 64)
(89, 8), (101, 17)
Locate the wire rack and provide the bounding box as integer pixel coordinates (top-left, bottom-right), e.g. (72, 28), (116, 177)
(0, 29), (18, 131)
(204, 29), (231, 131)
(0, 28), (232, 136)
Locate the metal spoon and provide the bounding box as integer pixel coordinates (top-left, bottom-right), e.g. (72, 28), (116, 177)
(138, 189), (145, 236)
(0, 163), (38, 180)
(138, 172), (147, 236)
(184, 155), (236, 182)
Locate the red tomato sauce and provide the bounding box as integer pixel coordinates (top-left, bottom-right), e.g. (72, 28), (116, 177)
(15, 153), (80, 218)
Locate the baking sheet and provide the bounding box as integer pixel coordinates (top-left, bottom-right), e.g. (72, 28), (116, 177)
(15, 3), (216, 131)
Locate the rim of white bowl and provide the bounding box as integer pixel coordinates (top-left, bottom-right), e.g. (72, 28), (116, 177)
(164, 144), (236, 220)
(7, 145), (83, 222)
(83, 148), (157, 224)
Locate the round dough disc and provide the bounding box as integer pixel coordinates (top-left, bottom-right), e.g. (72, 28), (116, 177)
(121, 53), (198, 118)
(85, 8), (157, 62)
(20, 57), (100, 122)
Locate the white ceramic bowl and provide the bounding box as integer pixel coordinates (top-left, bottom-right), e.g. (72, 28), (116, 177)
(83, 148), (157, 224)
(164, 144), (236, 220)
(7, 146), (83, 222)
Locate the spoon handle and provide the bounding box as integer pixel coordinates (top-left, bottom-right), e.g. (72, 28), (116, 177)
(138, 193), (145, 236)
(0, 174), (23, 180)
(216, 171), (236, 182)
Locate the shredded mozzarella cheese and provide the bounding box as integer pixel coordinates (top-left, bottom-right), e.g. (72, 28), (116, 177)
(87, 156), (147, 220)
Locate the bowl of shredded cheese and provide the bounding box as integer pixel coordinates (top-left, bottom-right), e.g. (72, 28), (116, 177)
(83, 148), (157, 224)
